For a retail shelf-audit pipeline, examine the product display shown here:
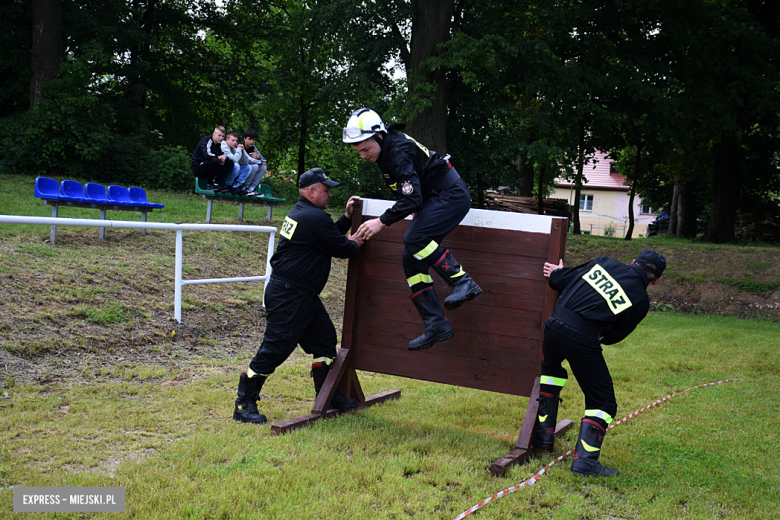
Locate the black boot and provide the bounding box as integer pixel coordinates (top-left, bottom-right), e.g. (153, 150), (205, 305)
(408, 286), (454, 350)
(233, 371), (268, 424)
(311, 362), (360, 410)
(532, 391), (562, 451)
(431, 249), (481, 310)
(571, 419), (620, 476)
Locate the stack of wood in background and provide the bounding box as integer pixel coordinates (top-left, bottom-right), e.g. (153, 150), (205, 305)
(481, 194), (572, 218)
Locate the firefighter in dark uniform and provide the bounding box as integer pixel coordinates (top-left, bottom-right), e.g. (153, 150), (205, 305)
(342, 108), (481, 351)
(233, 168), (365, 424)
(533, 250), (666, 476)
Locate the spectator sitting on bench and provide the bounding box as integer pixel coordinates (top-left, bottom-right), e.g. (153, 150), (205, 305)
(219, 132), (252, 194)
(239, 128), (268, 198)
(191, 126), (234, 191)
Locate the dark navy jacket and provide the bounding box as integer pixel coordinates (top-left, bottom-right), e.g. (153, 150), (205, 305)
(271, 197), (359, 294)
(375, 131), (451, 226)
(190, 135), (223, 170)
(547, 256), (651, 345)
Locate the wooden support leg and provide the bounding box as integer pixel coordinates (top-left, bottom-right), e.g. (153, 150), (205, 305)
(239, 202), (244, 223)
(490, 420), (574, 477)
(271, 347), (400, 435)
(99, 209), (106, 241)
(50, 204), (58, 245)
(140, 211), (147, 235)
(206, 198), (213, 223)
(489, 377), (574, 476)
(311, 348), (355, 416)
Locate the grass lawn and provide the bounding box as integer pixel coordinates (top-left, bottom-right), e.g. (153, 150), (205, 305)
(1, 314), (778, 519)
(1, 173), (779, 518)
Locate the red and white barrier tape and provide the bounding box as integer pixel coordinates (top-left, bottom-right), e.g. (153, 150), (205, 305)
(452, 378), (743, 520)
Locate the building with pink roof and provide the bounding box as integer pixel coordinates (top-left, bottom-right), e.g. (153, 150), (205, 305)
(553, 150), (658, 237)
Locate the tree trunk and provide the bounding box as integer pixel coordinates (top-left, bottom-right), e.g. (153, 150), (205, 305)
(572, 123), (586, 234)
(536, 165), (546, 215)
(677, 180), (698, 238)
(669, 183), (679, 236)
(404, 0), (454, 154)
(297, 100), (308, 178)
(624, 143), (643, 241)
(30, 0), (63, 108)
(516, 153), (534, 197)
(703, 137), (739, 243)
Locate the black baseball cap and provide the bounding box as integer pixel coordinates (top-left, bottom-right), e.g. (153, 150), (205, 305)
(298, 168), (339, 189)
(636, 249), (666, 278)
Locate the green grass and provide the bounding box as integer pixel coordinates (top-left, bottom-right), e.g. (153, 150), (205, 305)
(1, 313), (779, 519)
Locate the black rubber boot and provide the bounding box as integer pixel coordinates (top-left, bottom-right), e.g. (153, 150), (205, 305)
(311, 363), (360, 410)
(532, 391), (562, 451)
(431, 249), (481, 310)
(408, 286), (454, 351)
(570, 419), (620, 476)
(233, 371), (268, 424)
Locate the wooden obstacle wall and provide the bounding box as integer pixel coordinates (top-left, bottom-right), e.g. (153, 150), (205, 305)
(342, 199), (567, 395)
(272, 198), (572, 475)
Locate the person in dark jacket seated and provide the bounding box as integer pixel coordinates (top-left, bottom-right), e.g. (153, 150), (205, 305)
(233, 168), (365, 424)
(190, 126), (234, 190)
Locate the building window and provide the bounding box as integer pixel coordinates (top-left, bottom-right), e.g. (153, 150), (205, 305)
(579, 194), (593, 212)
(640, 203), (652, 214)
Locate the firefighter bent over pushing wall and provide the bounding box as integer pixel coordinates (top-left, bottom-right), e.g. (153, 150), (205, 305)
(533, 250), (666, 476)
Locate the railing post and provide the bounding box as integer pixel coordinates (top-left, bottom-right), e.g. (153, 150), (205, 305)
(175, 230), (183, 323)
(50, 204), (58, 245)
(264, 231), (275, 309)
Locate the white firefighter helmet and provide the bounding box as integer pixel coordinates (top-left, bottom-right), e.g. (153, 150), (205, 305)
(342, 108), (387, 143)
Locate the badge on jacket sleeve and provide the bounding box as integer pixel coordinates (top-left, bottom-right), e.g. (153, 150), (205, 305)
(402, 182), (414, 195)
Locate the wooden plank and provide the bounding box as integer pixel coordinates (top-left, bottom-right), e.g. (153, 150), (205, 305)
(516, 377), (541, 450)
(360, 227), (555, 258)
(340, 200), (368, 350)
(352, 307), (542, 340)
(489, 419), (575, 477)
(311, 348), (352, 416)
(353, 326), (541, 363)
(271, 390), (401, 435)
(350, 344), (539, 395)
(355, 273), (547, 315)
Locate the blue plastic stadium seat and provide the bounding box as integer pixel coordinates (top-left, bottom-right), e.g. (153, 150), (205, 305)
(129, 187), (164, 209)
(59, 180), (86, 202)
(107, 185), (133, 206)
(84, 183), (110, 204)
(34, 177), (60, 199)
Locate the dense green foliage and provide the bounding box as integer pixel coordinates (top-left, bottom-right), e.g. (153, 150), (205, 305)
(1, 0), (778, 241)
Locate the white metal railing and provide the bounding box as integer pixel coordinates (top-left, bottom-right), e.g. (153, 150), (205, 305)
(0, 215), (276, 323)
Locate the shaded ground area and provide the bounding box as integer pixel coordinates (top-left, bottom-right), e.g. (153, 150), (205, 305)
(1, 228), (778, 389)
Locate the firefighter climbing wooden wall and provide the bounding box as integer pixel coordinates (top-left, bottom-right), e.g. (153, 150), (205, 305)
(272, 198), (572, 475)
